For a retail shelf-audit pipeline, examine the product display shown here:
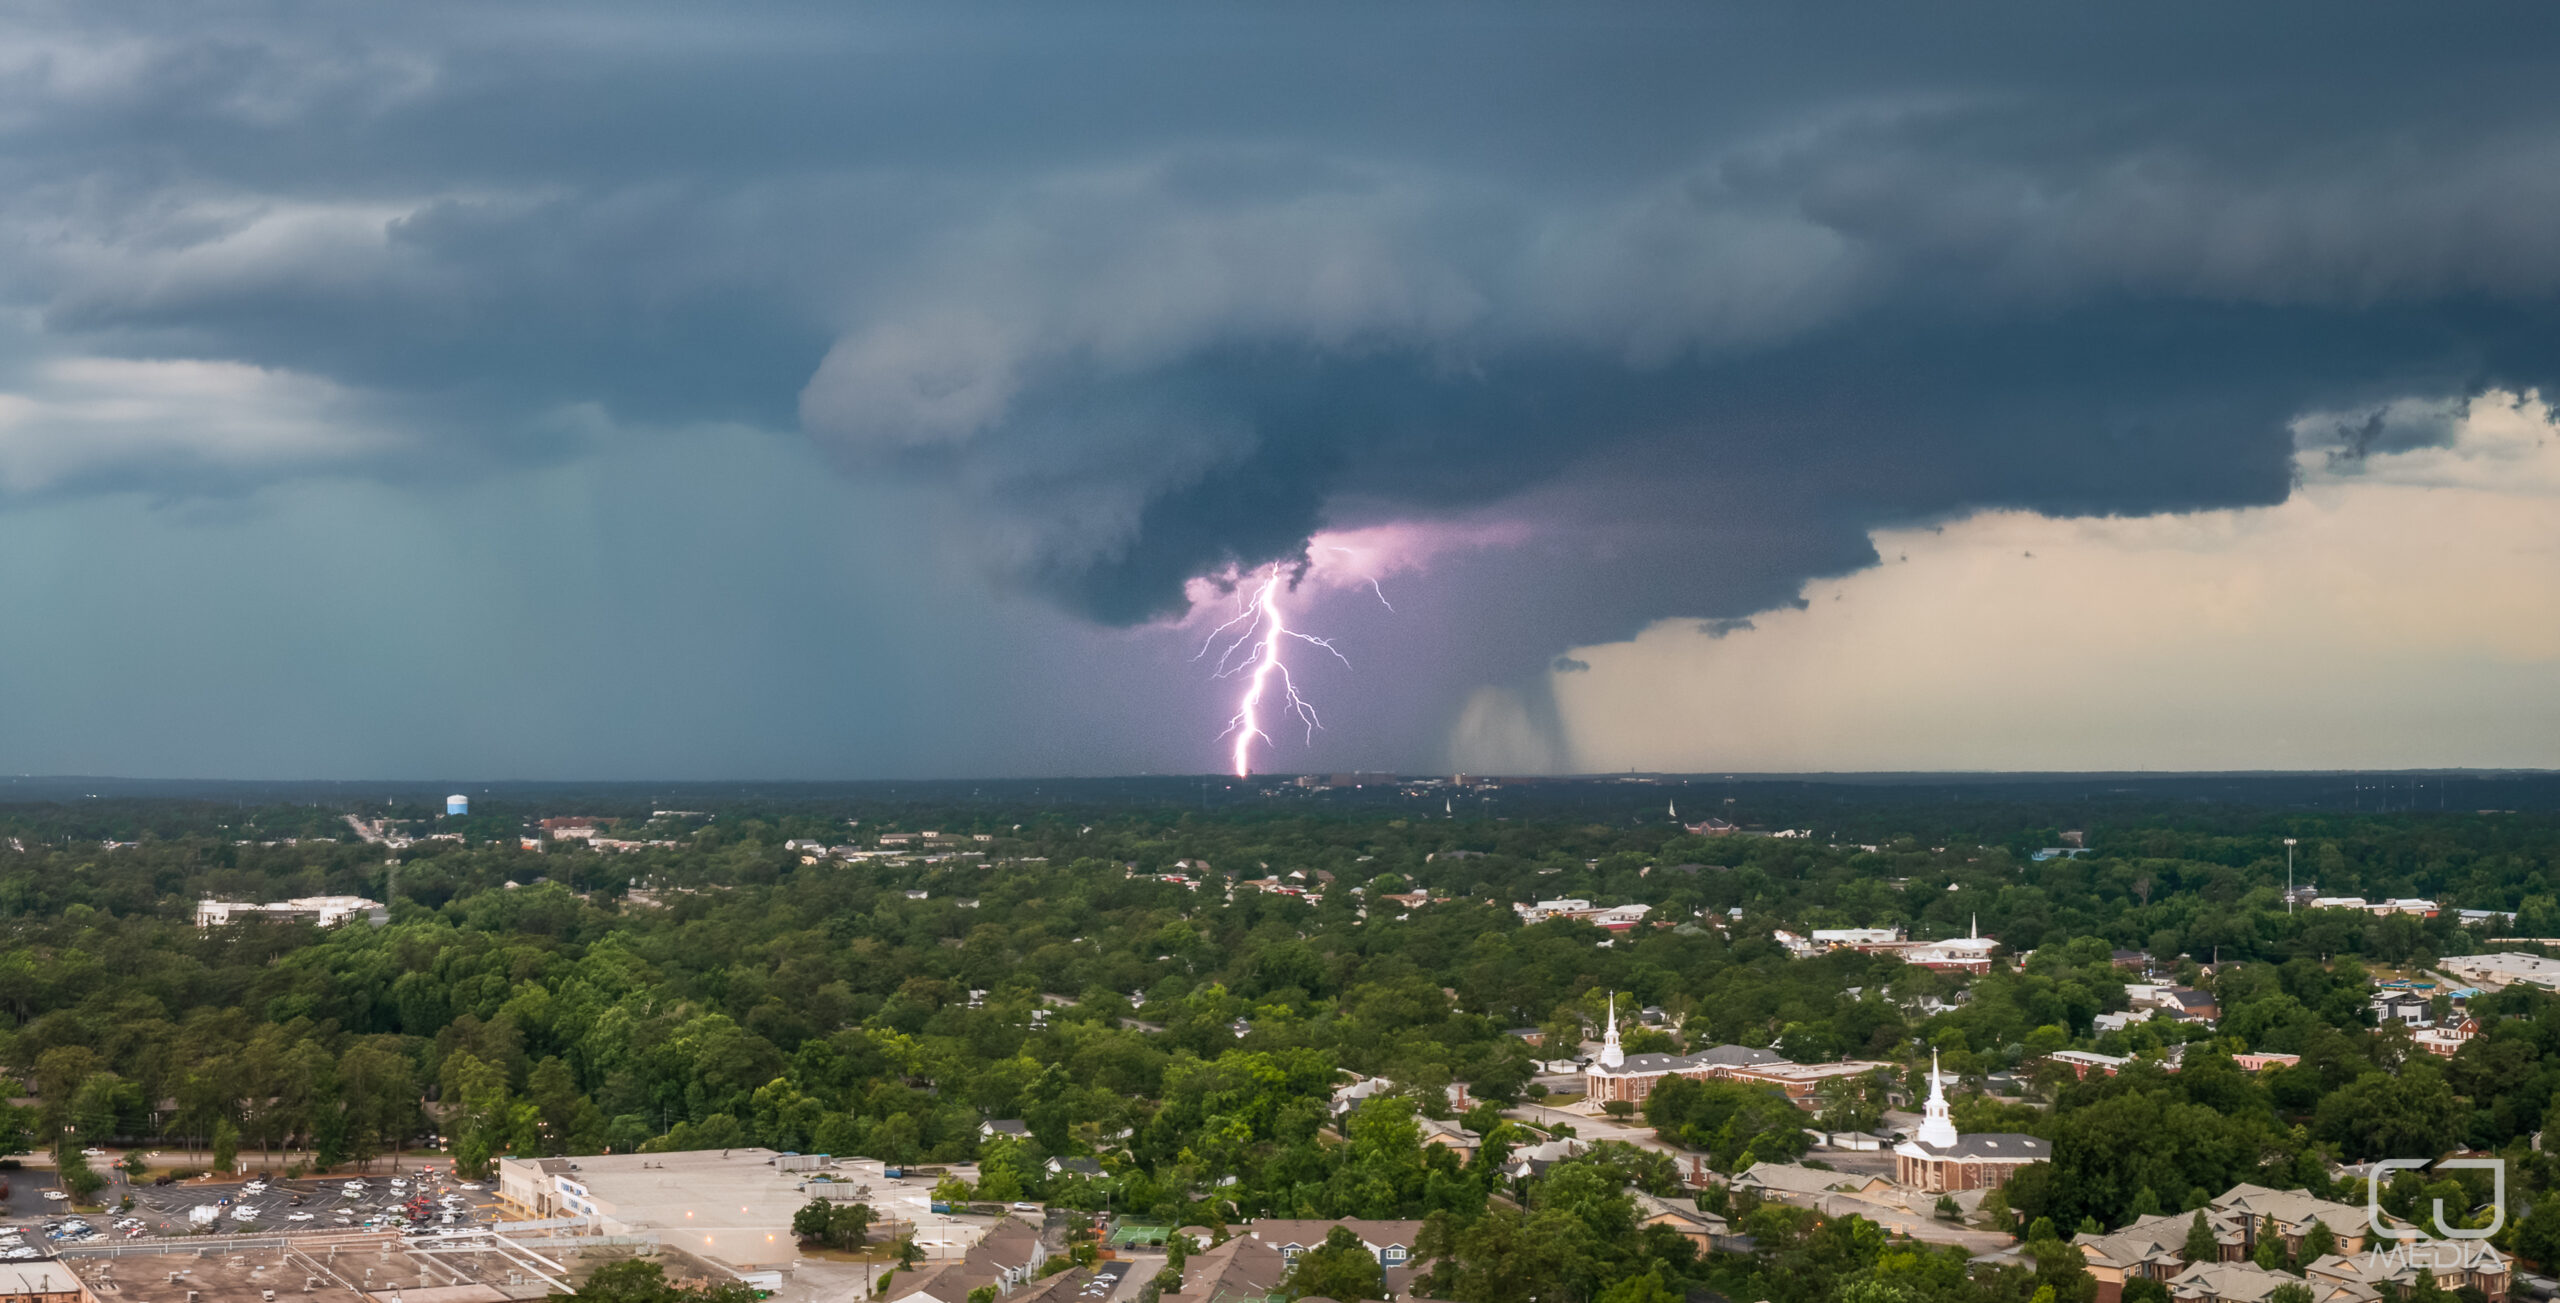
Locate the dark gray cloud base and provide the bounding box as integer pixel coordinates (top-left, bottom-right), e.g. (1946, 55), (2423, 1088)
(9, 1), (2560, 767)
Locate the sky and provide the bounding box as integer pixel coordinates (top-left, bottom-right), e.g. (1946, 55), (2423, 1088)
(5, 1), (2560, 778)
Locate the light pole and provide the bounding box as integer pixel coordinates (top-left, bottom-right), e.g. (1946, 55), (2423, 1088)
(2283, 839), (2298, 914)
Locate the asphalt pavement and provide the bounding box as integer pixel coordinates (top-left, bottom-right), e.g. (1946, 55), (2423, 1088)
(1086, 1260), (1133, 1303)
(124, 1170), (497, 1237)
(0, 1167), (65, 1222)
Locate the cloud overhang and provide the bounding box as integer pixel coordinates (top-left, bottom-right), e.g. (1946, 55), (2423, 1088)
(3, 1), (2560, 772)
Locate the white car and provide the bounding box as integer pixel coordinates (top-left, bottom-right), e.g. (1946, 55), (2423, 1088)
(457, 1183), (482, 1191)
(40, 1191), (66, 1202)
(288, 1212), (314, 1222)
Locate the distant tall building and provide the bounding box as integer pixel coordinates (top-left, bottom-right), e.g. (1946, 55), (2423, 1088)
(446, 794), (469, 816)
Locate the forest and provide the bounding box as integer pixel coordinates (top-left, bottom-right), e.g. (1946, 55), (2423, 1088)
(5, 783), (2560, 1303)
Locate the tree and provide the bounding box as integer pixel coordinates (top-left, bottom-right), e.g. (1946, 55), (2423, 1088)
(212, 1119), (239, 1174)
(2296, 1218), (2336, 1265)
(1935, 1195), (1961, 1221)
(58, 1153), (105, 1204)
(1592, 1265), (1681, 1303)
(2252, 1215), (2287, 1272)
(2267, 1285), (2314, 1303)
(2183, 1211), (2218, 1264)
(792, 1199), (873, 1251)
(792, 1199), (836, 1244)
(2120, 1281), (2170, 1303)
(1283, 1226), (1385, 1302)
(0, 1103), (29, 1159)
(2512, 1195), (2560, 1270)
(554, 1260), (759, 1303)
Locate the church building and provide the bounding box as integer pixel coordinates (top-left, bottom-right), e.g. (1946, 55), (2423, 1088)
(1892, 1050), (2049, 1192)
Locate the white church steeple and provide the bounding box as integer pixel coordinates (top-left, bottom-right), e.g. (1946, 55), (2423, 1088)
(1599, 992), (1625, 1069)
(1917, 1048), (1958, 1150)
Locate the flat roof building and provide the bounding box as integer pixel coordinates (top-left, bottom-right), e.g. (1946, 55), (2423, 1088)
(195, 896), (386, 928)
(496, 1149), (958, 1270)
(54, 1235), (551, 1303)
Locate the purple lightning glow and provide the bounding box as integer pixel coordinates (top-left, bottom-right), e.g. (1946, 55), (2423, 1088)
(1200, 562), (1350, 778)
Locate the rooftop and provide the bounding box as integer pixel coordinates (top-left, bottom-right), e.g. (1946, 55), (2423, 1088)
(58, 1235), (549, 1303)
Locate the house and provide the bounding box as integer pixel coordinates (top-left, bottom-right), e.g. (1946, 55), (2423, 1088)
(2414, 1017), (2481, 1057)
(2074, 1212), (2241, 1301)
(2163, 1261), (2316, 1303)
(1629, 1189), (1727, 1249)
(2371, 991), (2432, 1026)
(2211, 1185), (2379, 1258)
(2128, 985), (2218, 1023)
(1417, 1116), (1482, 1163)
(1503, 1136), (1590, 1180)
(1160, 1234), (1291, 1303)
(2094, 1011), (2149, 1034)
(2166, 988), (2221, 1022)
(1046, 1156), (1103, 1177)
(981, 1119), (1031, 1141)
(886, 1219), (1060, 1303)
(2072, 1186), (2384, 1303)
(1331, 1076), (1398, 1117)
(1244, 1219), (1427, 1281)
(2231, 1053), (2301, 1072)
(2111, 949), (2154, 971)
(2046, 1050), (2130, 1079)
(1729, 1162), (1895, 1204)
(2308, 1243), (2508, 1302)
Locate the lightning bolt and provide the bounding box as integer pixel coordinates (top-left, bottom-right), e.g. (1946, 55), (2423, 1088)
(1199, 562), (1348, 778)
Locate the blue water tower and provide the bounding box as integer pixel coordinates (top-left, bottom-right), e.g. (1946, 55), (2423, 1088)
(446, 794), (469, 816)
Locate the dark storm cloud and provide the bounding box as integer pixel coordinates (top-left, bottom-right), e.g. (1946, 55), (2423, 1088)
(8, 0), (2560, 667)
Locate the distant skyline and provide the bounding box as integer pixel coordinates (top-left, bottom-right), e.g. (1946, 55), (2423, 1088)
(5, 3), (2560, 778)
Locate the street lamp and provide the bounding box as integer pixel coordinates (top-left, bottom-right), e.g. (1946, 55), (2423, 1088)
(2283, 839), (2298, 914)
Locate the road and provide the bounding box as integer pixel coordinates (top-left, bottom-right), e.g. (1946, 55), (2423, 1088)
(1506, 1102), (1686, 1156)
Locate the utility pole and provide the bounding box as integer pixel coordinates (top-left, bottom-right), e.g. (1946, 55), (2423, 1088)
(2284, 838), (2298, 914)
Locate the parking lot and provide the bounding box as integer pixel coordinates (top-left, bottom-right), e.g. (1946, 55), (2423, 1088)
(0, 1167), (65, 1223)
(123, 1170), (498, 1238)
(1084, 1260), (1131, 1303)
